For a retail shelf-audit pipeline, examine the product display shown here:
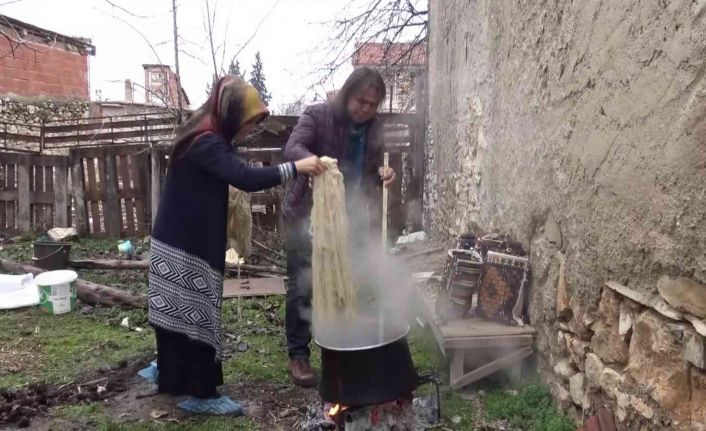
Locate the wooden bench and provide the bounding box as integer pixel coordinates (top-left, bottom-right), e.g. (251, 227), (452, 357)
(415, 285), (535, 389)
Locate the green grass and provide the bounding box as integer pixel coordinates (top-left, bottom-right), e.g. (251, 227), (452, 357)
(484, 381), (575, 431)
(54, 402), (259, 430)
(0, 308), (154, 388)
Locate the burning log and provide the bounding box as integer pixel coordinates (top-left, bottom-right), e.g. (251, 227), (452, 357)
(0, 259), (146, 309)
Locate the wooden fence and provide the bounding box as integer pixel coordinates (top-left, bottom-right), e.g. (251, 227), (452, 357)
(0, 112), (423, 239)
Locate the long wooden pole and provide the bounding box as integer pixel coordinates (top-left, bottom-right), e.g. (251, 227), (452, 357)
(379, 152), (390, 343)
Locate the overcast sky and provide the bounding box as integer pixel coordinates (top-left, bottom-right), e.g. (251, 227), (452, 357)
(0, 0), (360, 111)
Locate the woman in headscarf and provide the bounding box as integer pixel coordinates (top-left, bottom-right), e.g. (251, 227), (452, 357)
(143, 76), (325, 415)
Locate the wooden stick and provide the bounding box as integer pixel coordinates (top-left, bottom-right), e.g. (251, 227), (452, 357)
(0, 259), (146, 309)
(67, 259), (287, 275)
(252, 239), (286, 260)
(379, 152), (389, 344)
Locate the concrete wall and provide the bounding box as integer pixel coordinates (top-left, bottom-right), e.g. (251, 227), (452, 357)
(426, 0), (706, 428)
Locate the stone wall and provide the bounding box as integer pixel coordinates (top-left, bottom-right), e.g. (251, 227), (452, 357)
(426, 0), (706, 428)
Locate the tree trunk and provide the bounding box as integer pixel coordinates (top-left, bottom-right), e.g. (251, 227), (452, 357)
(0, 259), (146, 309)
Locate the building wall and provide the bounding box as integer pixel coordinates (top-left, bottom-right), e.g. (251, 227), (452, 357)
(426, 0), (706, 428)
(0, 38), (90, 99)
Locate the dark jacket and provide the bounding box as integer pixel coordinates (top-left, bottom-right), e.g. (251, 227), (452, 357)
(282, 103), (384, 234)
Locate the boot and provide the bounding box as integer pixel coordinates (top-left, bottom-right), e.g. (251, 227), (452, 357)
(289, 357), (316, 387)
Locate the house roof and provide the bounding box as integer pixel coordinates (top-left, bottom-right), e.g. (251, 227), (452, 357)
(352, 42), (426, 67)
(0, 14), (96, 55)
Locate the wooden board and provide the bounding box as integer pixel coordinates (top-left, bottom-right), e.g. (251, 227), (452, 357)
(222, 277), (286, 298)
(416, 285), (535, 353)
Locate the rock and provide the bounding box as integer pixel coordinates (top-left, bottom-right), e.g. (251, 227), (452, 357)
(685, 330), (706, 369)
(631, 396), (653, 420)
(619, 301), (634, 340)
(615, 391), (630, 422)
(569, 373), (589, 409)
(554, 358), (576, 380)
(584, 353), (604, 386)
(652, 298), (684, 321)
(556, 256), (571, 319)
(568, 297), (594, 340)
(591, 288), (629, 364)
(47, 227), (78, 242)
(692, 371), (706, 430)
(605, 281), (653, 307)
(567, 336), (590, 360)
(551, 382), (572, 409)
(658, 276), (706, 319)
(628, 310), (690, 412)
(685, 314), (706, 337)
(599, 367), (624, 396)
(544, 214), (562, 248)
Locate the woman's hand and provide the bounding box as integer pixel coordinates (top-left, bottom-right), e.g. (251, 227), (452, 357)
(295, 156), (327, 176)
(378, 166), (396, 187)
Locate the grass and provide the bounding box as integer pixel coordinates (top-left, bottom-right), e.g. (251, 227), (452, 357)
(1, 237), (575, 430)
(0, 308), (154, 388)
(54, 403), (259, 430)
(484, 381), (575, 431)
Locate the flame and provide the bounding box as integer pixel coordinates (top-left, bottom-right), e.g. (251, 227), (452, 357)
(328, 403), (349, 417)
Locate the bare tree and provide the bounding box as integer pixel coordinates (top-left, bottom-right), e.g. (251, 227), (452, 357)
(315, 0), (428, 85)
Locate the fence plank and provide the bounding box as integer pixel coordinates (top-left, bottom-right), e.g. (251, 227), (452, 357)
(389, 152), (404, 239)
(132, 152), (148, 235)
(0, 162), (5, 231)
(69, 151), (88, 235)
(6, 163), (16, 232)
(118, 155), (135, 234)
(34, 163), (44, 230)
(103, 152), (121, 237)
(44, 166), (54, 230)
(84, 157), (101, 234)
(150, 149), (162, 226)
(17, 156), (30, 233)
(54, 164), (68, 227)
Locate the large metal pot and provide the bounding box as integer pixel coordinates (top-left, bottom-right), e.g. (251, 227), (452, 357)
(315, 320), (420, 407)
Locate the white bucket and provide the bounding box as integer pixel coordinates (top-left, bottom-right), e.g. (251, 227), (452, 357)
(35, 270), (78, 315)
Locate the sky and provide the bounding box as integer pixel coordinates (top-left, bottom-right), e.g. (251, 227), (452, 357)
(0, 0), (361, 111)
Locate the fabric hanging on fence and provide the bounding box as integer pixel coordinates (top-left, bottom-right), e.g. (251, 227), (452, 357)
(311, 157), (357, 328)
(226, 187), (251, 259)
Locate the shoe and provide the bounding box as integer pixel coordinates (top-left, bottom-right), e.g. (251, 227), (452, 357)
(288, 357), (316, 387)
(177, 395), (244, 415)
(137, 361), (158, 384)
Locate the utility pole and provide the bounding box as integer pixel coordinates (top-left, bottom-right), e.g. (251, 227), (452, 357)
(172, 0), (184, 122)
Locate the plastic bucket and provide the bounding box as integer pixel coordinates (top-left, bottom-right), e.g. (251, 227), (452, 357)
(33, 242), (71, 270)
(35, 270), (78, 315)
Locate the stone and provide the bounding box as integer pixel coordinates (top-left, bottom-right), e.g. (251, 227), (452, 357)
(685, 330), (706, 369)
(619, 300), (634, 340)
(692, 371), (706, 430)
(568, 296), (595, 341)
(606, 281), (653, 307)
(584, 353), (604, 386)
(652, 298), (684, 321)
(544, 213), (562, 248)
(569, 373), (589, 409)
(556, 256), (571, 319)
(599, 367), (624, 396)
(567, 336), (590, 359)
(591, 288), (630, 364)
(615, 391), (630, 422)
(551, 382), (572, 409)
(658, 275), (706, 319)
(628, 310), (690, 412)
(554, 358), (576, 380)
(685, 314), (706, 337)
(631, 396), (654, 420)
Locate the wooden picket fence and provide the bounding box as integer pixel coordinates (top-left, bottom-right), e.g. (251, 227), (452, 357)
(0, 112), (424, 238)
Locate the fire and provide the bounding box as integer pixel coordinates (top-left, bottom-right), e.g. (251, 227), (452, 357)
(328, 403), (348, 417)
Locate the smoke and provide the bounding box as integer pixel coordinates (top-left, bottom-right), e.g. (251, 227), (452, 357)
(310, 186), (417, 350)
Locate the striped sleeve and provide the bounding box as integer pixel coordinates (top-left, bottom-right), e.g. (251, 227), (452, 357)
(277, 162), (297, 183)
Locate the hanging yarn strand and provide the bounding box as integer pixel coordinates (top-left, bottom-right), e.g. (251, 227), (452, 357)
(311, 157), (357, 327)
